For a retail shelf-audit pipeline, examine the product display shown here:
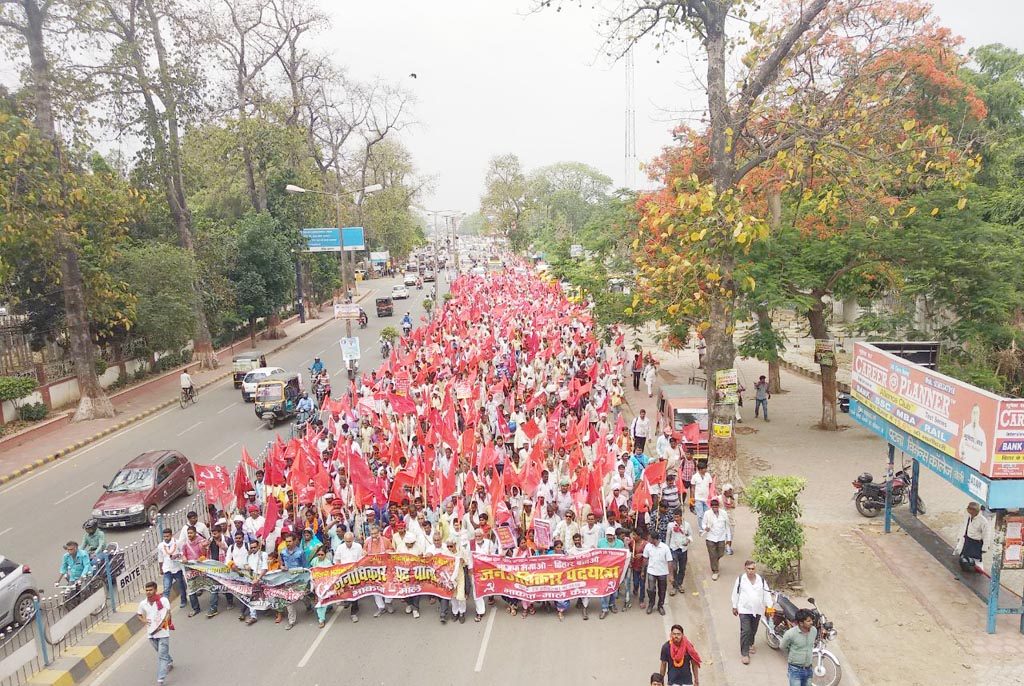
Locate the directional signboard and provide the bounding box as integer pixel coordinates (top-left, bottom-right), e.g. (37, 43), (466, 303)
(301, 227), (365, 252)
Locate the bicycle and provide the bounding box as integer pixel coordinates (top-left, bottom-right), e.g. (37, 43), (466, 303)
(179, 385), (197, 409)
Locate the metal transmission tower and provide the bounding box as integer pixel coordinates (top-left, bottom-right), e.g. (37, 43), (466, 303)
(624, 48), (637, 188)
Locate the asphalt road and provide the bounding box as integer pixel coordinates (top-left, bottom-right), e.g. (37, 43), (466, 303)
(3, 272), (715, 686)
(0, 274), (430, 579)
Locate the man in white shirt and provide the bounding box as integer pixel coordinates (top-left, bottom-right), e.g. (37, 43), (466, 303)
(137, 581), (173, 686)
(580, 512), (603, 550)
(333, 532), (364, 623)
(630, 409), (652, 453)
(701, 498), (732, 581)
(240, 539), (268, 624)
(958, 404), (988, 472)
(534, 470), (556, 505)
(690, 462), (715, 524)
(555, 481), (574, 516)
(176, 510), (210, 546)
(955, 501), (992, 569)
(655, 426), (673, 461)
(666, 509), (692, 594)
(731, 560), (773, 664)
(609, 462), (634, 492)
(156, 528), (187, 609)
(467, 529), (494, 621)
(179, 368), (194, 400)
(643, 531), (672, 615)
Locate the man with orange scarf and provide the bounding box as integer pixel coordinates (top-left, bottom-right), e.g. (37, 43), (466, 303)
(659, 623), (702, 686)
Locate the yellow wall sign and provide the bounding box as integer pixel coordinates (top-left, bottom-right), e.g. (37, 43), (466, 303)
(713, 422), (733, 438)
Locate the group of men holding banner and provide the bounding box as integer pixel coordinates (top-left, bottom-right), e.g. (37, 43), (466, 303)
(178, 263), (720, 641)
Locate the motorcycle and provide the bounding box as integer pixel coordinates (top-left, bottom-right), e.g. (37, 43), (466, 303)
(58, 544), (124, 614)
(358, 312), (368, 329)
(851, 460), (925, 518)
(380, 340), (393, 357)
(402, 322), (412, 337)
(762, 592), (842, 686)
(314, 380), (330, 408)
(291, 409), (313, 438)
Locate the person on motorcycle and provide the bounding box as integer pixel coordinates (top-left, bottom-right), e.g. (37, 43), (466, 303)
(401, 312), (412, 333)
(297, 392), (314, 415)
(358, 308), (368, 327)
(310, 356), (325, 375)
(57, 540), (93, 584)
(81, 519), (107, 557)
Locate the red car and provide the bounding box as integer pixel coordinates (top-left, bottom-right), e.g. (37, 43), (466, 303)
(91, 450), (196, 528)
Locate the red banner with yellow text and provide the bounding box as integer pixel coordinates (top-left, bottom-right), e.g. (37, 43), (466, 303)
(471, 550), (628, 602)
(311, 553), (456, 607)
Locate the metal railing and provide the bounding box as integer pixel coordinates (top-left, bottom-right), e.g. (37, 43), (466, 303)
(0, 494), (203, 686)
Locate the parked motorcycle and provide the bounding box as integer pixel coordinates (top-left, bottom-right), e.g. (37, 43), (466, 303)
(762, 592), (842, 686)
(851, 461), (925, 518)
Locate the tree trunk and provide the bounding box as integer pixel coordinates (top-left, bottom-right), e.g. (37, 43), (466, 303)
(141, 0), (217, 369)
(249, 317), (257, 349)
(768, 358), (783, 395)
(754, 306), (784, 393)
(806, 301), (838, 430)
(22, 0), (114, 421)
(266, 312), (286, 339)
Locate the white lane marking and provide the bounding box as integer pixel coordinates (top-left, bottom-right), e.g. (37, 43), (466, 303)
(297, 607), (340, 668)
(0, 527), (12, 538)
(217, 402), (238, 414)
(473, 606), (497, 672)
(87, 627), (149, 685)
(0, 406), (177, 496)
(210, 442), (239, 462)
(176, 421), (203, 437)
(53, 481), (96, 505)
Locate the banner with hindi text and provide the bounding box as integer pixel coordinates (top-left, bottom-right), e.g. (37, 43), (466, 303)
(183, 561), (310, 612)
(470, 550), (628, 602)
(310, 553), (456, 607)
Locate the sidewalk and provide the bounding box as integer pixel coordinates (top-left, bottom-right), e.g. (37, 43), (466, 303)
(0, 291), (374, 483)
(624, 330), (1024, 686)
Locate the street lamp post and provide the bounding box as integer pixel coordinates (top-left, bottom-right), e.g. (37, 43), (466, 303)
(286, 182), (383, 338)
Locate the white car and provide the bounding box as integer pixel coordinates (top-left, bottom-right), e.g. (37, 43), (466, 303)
(240, 366), (285, 402)
(403, 273), (418, 287)
(391, 285), (410, 300)
(0, 555), (38, 629)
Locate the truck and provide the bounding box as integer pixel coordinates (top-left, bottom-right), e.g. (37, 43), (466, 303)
(655, 384), (709, 458)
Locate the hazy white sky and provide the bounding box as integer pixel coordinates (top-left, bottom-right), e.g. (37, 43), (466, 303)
(324, 0), (1024, 215)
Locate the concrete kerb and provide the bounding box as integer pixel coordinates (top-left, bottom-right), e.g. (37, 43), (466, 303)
(26, 612), (144, 686)
(0, 291), (374, 487)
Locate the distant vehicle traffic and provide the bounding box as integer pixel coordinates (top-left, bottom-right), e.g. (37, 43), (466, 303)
(403, 273), (418, 286)
(91, 451), (196, 528)
(241, 366), (285, 402)
(0, 555), (37, 629)
(391, 285), (410, 299)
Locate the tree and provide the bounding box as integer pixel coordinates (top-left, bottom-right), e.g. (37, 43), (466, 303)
(231, 213), (292, 347)
(480, 154), (529, 248)
(0, 0), (129, 420)
(116, 243), (196, 355)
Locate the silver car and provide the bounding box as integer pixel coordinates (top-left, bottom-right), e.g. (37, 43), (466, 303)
(0, 555), (38, 629)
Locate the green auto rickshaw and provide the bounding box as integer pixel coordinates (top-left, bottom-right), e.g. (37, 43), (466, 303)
(253, 371), (303, 430)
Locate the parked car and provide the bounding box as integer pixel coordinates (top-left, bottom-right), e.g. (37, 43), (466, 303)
(0, 555), (38, 629)
(403, 273), (418, 287)
(91, 451), (195, 528)
(391, 285), (410, 300)
(241, 366), (285, 402)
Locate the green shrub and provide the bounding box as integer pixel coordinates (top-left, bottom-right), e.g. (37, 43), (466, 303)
(94, 359), (109, 377)
(380, 326), (399, 342)
(442, 292), (453, 302)
(423, 298), (433, 312)
(0, 376), (38, 404)
(744, 475), (807, 582)
(18, 401), (48, 422)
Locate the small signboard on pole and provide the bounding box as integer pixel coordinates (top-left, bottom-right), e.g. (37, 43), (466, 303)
(715, 368), (739, 405)
(339, 337), (361, 362)
(814, 339), (836, 367)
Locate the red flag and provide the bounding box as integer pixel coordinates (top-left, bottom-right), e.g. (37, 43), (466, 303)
(233, 458), (252, 511)
(241, 446), (257, 469)
(587, 467), (604, 517)
(389, 393), (417, 415)
(644, 460), (667, 485)
(464, 470), (478, 498)
(194, 463), (232, 507)
(389, 471), (417, 503)
(633, 478), (653, 513)
(263, 442), (285, 487)
(682, 422), (701, 444)
(257, 496), (280, 540)
(488, 469), (505, 517)
(520, 418), (541, 442)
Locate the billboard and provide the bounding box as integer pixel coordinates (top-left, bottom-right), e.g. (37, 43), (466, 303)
(851, 342), (1020, 479)
(301, 227), (365, 252)
(369, 250), (390, 264)
(341, 226), (365, 251)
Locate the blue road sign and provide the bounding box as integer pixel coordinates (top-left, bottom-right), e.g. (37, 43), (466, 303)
(341, 226), (365, 251)
(301, 228), (342, 252)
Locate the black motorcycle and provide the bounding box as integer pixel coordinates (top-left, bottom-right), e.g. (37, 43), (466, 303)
(852, 461), (925, 517)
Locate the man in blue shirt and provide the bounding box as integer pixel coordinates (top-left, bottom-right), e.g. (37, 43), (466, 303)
(598, 525), (627, 619)
(57, 541), (93, 584)
(278, 533), (306, 630)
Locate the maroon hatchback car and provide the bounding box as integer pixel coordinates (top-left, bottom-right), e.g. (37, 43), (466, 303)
(90, 450), (195, 528)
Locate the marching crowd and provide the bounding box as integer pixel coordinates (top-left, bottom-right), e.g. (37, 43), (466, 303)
(140, 266), (745, 686)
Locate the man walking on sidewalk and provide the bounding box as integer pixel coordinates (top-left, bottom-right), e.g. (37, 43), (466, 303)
(781, 608), (818, 686)
(731, 560), (772, 665)
(644, 531), (672, 615)
(659, 623), (702, 686)
(631, 409), (651, 454)
(701, 498), (732, 581)
(138, 580), (174, 686)
(753, 375), (771, 421)
(667, 509), (691, 594)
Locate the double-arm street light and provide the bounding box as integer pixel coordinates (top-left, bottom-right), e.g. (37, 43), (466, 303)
(285, 182), (383, 327)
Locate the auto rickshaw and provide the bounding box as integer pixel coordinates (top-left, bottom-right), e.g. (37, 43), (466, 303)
(232, 354), (261, 388)
(253, 371), (303, 430)
(376, 296), (394, 317)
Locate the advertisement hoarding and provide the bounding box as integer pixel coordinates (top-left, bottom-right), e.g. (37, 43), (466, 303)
(851, 343), (1019, 479)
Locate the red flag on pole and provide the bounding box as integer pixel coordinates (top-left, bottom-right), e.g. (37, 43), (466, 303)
(633, 478), (653, 513)
(257, 496), (280, 540)
(643, 460), (667, 486)
(233, 458), (252, 511)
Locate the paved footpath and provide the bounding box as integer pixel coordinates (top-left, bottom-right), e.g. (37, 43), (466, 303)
(626, 333), (1024, 686)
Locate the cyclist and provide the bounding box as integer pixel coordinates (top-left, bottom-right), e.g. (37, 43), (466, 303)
(57, 540), (93, 584)
(81, 519), (107, 557)
(180, 367), (195, 401)
(310, 356), (325, 375)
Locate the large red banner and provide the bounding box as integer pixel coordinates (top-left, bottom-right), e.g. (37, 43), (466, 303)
(311, 553), (456, 607)
(471, 550), (628, 602)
